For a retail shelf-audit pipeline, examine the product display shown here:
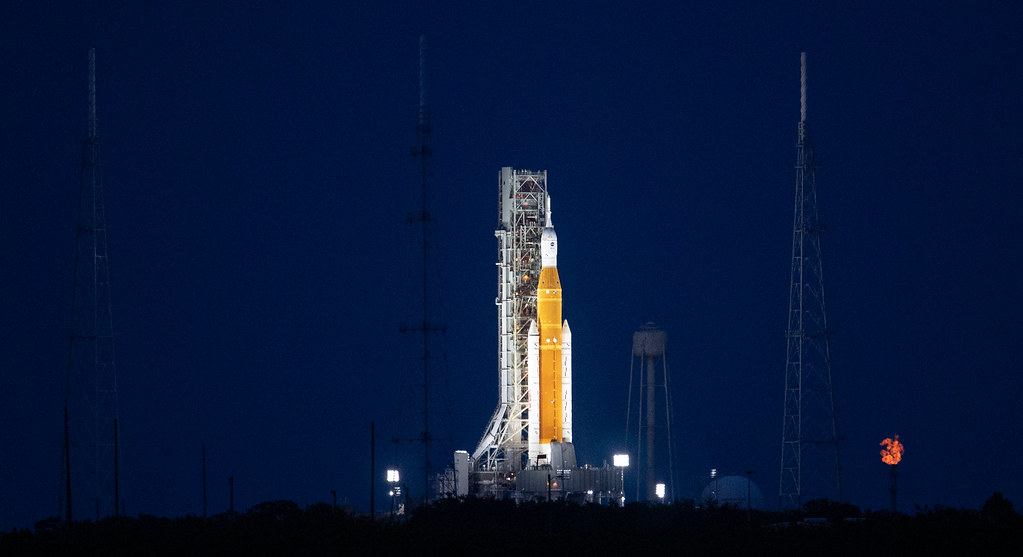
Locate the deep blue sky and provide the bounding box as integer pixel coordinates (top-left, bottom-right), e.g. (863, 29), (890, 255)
(2, 2), (1021, 529)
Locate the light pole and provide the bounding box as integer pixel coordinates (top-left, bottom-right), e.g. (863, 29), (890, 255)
(880, 435), (904, 513)
(710, 468), (718, 504)
(387, 469), (401, 518)
(613, 454), (629, 506)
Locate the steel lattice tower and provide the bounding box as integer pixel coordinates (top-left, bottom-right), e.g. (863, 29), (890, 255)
(473, 168), (549, 477)
(398, 35), (450, 505)
(62, 48), (121, 521)
(779, 52), (841, 509)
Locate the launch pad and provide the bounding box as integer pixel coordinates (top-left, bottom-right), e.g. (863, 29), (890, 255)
(441, 168), (625, 503)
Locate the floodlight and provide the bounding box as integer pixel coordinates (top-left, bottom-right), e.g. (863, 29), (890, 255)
(613, 454), (629, 467)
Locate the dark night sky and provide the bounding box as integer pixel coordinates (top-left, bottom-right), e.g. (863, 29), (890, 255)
(2, 2), (1022, 529)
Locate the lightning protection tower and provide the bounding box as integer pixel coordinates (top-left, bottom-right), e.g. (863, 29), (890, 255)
(779, 52), (841, 509)
(398, 34), (451, 506)
(62, 48), (121, 522)
(473, 168), (549, 479)
(625, 323), (675, 502)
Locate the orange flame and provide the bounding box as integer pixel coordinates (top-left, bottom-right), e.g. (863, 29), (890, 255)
(880, 434), (903, 465)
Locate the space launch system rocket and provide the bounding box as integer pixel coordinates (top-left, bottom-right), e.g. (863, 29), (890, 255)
(527, 197), (572, 466)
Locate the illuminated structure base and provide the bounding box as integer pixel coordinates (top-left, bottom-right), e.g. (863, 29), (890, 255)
(442, 168), (623, 504)
(438, 449), (625, 504)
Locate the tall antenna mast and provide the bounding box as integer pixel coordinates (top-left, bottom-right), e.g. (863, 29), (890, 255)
(416, 32), (431, 507)
(779, 52), (842, 508)
(800, 52), (807, 129)
(89, 50), (97, 140)
(400, 33), (445, 506)
(63, 47), (121, 521)
(417, 34), (430, 139)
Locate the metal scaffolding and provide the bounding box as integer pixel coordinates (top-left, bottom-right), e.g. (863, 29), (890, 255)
(398, 34), (450, 506)
(473, 168), (548, 479)
(62, 48), (121, 522)
(779, 52), (842, 509)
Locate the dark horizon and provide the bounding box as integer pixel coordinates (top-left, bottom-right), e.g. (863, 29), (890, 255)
(5, 496), (1021, 556)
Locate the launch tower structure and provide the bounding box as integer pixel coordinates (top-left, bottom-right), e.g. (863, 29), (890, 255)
(455, 168), (621, 503)
(779, 52), (842, 508)
(62, 48), (121, 521)
(473, 168), (550, 474)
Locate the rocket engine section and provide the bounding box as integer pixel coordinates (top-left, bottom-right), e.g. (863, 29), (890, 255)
(527, 197), (573, 467)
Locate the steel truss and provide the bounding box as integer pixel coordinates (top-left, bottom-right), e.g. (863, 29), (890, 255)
(779, 53), (841, 509)
(473, 168), (548, 478)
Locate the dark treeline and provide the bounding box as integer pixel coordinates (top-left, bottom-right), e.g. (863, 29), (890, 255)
(2, 494), (1021, 556)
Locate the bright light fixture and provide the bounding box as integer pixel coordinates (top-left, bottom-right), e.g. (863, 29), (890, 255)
(613, 454), (629, 467)
(655, 483), (666, 499)
(387, 469), (400, 483)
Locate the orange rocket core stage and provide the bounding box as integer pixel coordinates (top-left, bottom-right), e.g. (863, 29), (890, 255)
(537, 265), (563, 444)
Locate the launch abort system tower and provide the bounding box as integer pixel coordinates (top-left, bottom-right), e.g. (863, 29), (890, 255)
(779, 52), (842, 508)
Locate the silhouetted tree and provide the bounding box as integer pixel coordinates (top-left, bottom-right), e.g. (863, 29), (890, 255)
(802, 498), (861, 522)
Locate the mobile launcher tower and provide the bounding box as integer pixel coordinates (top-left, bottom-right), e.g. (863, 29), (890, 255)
(443, 168), (624, 503)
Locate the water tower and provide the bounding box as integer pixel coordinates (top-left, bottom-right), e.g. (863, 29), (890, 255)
(625, 323), (675, 502)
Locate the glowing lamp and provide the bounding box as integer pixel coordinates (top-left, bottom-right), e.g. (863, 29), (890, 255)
(655, 483), (666, 499)
(387, 469), (400, 483)
(613, 454), (630, 467)
(880, 435), (903, 466)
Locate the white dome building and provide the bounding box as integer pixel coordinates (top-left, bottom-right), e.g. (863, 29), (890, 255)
(700, 475), (765, 510)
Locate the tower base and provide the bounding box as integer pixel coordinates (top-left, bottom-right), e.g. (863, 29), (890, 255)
(437, 445), (625, 505)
